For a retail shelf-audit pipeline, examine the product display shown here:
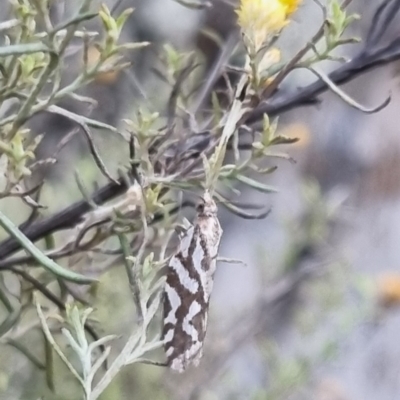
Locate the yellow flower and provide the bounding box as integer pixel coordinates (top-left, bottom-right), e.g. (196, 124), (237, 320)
(280, 0), (301, 15)
(236, 0), (301, 50)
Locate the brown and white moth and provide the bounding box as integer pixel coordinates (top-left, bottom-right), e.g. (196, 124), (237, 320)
(162, 190), (223, 372)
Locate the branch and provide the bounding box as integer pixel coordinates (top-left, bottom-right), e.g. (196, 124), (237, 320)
(0, 177), (128, 260)
(246, 0), (400, 123)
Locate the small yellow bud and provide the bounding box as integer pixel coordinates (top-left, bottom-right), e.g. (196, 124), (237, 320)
(236, 0), (301, 50)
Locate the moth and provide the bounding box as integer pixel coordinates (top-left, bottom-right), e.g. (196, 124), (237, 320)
(162, 190), (223, 372)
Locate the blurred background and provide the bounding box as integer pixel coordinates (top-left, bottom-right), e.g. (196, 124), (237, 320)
(1, 0), (400, 399)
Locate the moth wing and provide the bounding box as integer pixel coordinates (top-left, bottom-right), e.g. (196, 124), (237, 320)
(172, 296), (207, 372)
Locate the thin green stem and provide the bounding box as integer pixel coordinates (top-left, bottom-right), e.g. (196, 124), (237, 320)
(35, 298), (85, 389)
(6, 52), (58, 140)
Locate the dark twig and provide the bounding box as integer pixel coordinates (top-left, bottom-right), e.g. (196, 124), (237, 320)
(80, 123), (119, 185)
(246, 41), (400, 124)
(191, 32), (239, 114)
(2, 266), (102, 346)
(366, 0), (400, 47)
(8, 267), (65, 308)
(110, 0), (127, 15)
(167, 56), (198, 134)
(0, 200), (193, 269)
(0, 177), (129, 260)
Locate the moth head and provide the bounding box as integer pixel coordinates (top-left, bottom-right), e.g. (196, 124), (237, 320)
(197, 190), (218, 216)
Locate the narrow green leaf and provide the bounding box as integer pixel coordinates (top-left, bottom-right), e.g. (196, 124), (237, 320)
(0, 43), (53, 57)
(236, 174), (278, 193)
(0, 211), (95, 284)
(44, 334), (55, 392)
(172, 0), (211, 9)
(211, 91), (222, 125)
(249, 164), (278, 175)
(306, 67), (390, 114)
(269, 135), (299, 146)
(263, 150), (296, 163)
(47, 105), (118, 132)
(0, 19), (20, 32)
(51, 12), (99, 34)
(99, 9), (113, 32)
(119, 41), (150, 50)
(116, 8), (134, 30)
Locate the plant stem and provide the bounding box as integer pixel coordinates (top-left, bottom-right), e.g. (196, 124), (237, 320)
(0, 210), (95, 284)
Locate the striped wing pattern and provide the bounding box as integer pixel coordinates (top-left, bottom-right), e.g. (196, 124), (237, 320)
(162, 192), (222, 372)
